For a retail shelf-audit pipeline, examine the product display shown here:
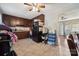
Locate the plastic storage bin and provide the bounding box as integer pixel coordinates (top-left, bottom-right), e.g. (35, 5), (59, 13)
(47, 33), (57, 45)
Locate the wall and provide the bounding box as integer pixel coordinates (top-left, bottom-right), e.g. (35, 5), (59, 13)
(44, 11), (59, 33)
(59, 9), (79, 35)
(43, 4), (61, 34)
(44, 8), (79, 34)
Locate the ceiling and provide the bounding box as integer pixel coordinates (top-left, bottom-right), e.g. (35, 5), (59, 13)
(0, 3), (79, 19)
(0, 3), (43, 19)
(44, 3), (79, 16)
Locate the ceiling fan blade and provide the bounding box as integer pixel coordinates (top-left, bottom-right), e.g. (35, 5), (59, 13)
(24, 3), (32, 6)
(29, 8), (33, 11)
(39, 5), (45, 8)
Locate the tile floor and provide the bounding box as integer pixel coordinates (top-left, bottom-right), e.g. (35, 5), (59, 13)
(13, 38), (60, 56)
(13, 36), (71, 56)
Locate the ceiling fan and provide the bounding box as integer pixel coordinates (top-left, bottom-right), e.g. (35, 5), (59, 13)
(24, 3), (45, 12)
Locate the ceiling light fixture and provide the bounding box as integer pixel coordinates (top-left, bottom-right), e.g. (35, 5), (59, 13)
(24, 3), (45, 12)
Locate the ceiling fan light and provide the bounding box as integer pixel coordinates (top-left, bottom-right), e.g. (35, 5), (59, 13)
(32, 7), (35, 11)
(24, 3), (45, 12)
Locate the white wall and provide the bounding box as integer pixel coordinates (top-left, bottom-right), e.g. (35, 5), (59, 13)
(44, 4), (59, 33)
(44, 6), (79, 35)
(59, 9), (79, 35)
(45, 13), (58, 33)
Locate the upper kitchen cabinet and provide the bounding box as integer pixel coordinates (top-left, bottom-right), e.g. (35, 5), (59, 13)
(2, 14), (33, 27)
(32, 14), (45, 22)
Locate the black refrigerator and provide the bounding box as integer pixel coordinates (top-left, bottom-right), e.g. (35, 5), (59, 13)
(32, 21), (42, 43)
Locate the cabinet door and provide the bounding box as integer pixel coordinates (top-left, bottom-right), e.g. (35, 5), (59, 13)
(2, 15), (11, 26)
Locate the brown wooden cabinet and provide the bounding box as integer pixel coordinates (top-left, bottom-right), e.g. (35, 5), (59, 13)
(13, 31), (29, 39)
(2, 14), (33, 39)
(32, 14), (45, 25)
(2, 14), (33, 27)
(2, 14), (45, 40)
